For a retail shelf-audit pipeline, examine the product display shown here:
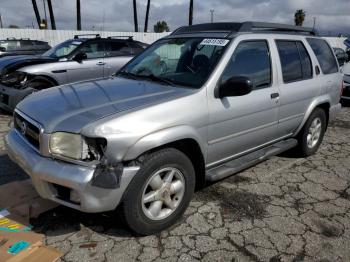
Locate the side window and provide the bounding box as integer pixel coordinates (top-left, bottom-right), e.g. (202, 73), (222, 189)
(276, 41), (303, 82)
(221, 40), (271, 90)
(79, 41), (105, 59)
(296, 42), (312, 79)
(306, 38), (338, 74)
(106, 41), (132, 57)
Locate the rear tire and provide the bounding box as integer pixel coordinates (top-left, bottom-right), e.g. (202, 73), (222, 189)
(120, 148), (195, 235)
(295, 108), (326, 157)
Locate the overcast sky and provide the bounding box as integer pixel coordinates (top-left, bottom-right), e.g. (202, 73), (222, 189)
(0, 0), (349, 35)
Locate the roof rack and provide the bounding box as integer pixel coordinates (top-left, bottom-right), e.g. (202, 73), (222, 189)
(171, 21), (317, 36)
(107, 35), (134, 40)
(74, 34), (101, 39)
(5, 37), (31, 41)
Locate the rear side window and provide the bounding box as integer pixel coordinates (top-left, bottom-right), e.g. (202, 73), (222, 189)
(106, 41), (132, 56)
(296, 42), (312, 78)
(276, 40), (312, 83)
(306, 38), (338, 74)
(221, 40), (271, 89)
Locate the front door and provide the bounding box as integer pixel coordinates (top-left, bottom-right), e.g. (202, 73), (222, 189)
(207, 40), (280, 166)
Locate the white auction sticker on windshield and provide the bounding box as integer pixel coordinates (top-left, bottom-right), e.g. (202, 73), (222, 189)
(72, 41), (83, 45)
(200, 39), (229, 46)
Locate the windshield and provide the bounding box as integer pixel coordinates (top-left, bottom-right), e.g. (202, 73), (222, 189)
(119, 37), (230, 88)
(42, 39), (83, 58)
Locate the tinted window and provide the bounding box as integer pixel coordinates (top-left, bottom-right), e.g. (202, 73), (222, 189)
(276, 41), (303, 82)
(221, 40), (271, 89)
(106, 41), (132, 56)
(20, 41), (34, 47)
(79, 41), (105, 59)
(307, 38), (338, 74)
(296, 42), (312, 78)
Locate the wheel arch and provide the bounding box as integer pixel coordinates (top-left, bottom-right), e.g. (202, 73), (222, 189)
(123, 126), (207, 189)
(294, 97), (331, 136)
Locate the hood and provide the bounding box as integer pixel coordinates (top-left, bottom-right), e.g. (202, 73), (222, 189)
(16, 77), (194, 133)
(0, 55), (57, 75)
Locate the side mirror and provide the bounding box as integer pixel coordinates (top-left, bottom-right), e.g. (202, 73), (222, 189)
(72, 52), (87, 62)
(0, 47), (6, 52)
(215, 76), (253, 98)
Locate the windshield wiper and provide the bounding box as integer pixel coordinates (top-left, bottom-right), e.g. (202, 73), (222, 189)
(118, 71), (174, 86)
(138, 74), (175, 86)
(117, 71), (139, 79)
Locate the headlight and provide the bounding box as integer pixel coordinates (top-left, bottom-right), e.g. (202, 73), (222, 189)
(1, 71), (27, 86)
(50, 132), (89, 160)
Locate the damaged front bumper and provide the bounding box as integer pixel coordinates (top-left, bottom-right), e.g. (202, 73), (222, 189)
(5, 129), (139, 213)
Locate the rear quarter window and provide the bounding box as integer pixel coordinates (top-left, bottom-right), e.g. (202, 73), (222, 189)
(306, 38), (338, 74)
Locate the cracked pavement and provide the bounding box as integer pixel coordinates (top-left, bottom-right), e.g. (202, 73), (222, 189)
(0, 107), (350, 262)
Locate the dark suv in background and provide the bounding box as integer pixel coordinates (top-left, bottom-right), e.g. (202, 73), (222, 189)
(0, 38), (51, 57)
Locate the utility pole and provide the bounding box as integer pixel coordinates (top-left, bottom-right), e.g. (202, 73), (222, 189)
(31, 0), (41, 29)
(312, 17), (316, 30)
(77, 0), (81, 30)
(0, 13), (3, 28)
(210, 9), (214, 23)
(189, 0), (193, 25)
(47, 0), (56, 29)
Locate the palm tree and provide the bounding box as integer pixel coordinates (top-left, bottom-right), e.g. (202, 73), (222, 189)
(294, 9), (305, 26)
(189, 0), (193, 25)
(77, 0), (81, 30)
(144, 0), (151, 32)
(133, 0), (138, 32)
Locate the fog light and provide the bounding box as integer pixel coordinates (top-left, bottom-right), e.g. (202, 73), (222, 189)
(70, 190), (81, 204)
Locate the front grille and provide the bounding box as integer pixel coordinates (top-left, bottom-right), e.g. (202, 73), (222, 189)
(14, 112), (40, 150)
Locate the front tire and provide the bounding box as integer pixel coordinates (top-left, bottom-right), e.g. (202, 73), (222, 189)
(121, 148), (195, 235)
(295, 108), (326, 157)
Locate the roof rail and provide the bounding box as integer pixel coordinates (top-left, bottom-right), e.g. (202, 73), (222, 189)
(171, 21), (317, 36)
(237, 22), (317, 36)
(107, 35), (134, 40)
(74, 34), (101, 39)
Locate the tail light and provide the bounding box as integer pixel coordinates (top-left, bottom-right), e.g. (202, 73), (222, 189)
(341, 81), (344, 97)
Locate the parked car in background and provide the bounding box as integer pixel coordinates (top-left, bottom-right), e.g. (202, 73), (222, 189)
(6, 22), (342, 235)
(341, 62), (350, 105)
(0, 34), (148, 112)
(333, 47), (349, 67)
(0, 38), (51, 57)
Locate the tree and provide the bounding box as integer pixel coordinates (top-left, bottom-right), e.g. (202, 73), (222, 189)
(189, 0), (193, 25)
(294, 9), (305, 26)
(154, 21), (170, 33)
(8, 24), (20, 29)
(133, 0), (138, 32)
(144, 0), (151, 32)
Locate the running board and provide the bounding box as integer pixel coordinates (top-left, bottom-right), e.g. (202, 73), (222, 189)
(206, 138), (298, 182)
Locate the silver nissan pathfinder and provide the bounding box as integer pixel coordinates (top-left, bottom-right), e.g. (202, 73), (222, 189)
(6, 22), (342, 235)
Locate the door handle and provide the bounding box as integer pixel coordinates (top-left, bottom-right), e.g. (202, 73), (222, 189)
(270, 93), (279, 99)
(96, 62), (105, 66)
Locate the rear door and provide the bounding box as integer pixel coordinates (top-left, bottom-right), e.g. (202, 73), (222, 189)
(274, 39), (316, 137)
(103, 40), (134, 77)
(65, 40), (105, 83)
